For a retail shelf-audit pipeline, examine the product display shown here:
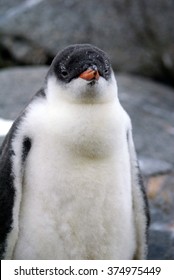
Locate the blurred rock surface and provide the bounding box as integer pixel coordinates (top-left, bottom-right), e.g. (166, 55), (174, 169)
(0, 0), (174, 85)
(0, 66), (174, 259)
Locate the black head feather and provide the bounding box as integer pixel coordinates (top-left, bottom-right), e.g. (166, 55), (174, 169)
(47, 44), (111, 83)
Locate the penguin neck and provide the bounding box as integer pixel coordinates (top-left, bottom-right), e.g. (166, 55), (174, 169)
(45, 73), (119, 107)
(41, 76), (123, 160)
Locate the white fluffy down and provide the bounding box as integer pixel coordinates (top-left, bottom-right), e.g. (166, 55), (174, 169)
(8, 73), (146, 259)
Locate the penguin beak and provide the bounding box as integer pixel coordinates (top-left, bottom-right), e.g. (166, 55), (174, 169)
(79, 67), (100, 81)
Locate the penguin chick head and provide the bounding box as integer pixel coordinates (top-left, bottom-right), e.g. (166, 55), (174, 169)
(46, 44), (118, 104)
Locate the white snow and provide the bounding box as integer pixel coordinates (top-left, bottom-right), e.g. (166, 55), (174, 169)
(0, 118), (13, 136)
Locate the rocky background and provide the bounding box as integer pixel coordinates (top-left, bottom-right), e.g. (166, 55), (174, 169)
(0, 0), (174, 259)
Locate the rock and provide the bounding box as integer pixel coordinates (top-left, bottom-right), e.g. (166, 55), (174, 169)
(117, 74), (174, 167)
(0, 35), (52, 65)
(139, 157), (173, 177)
(0, 66), (47, 146)
(148, 173), (174, 223)
(148, 229), (174, 260)
(0, 0), (174, 85)
(0, 137), (4, 147)
(0, 66), (48, 120)
(146, 172), (174, 259)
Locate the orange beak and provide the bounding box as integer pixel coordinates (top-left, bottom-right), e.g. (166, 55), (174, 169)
(79, 69), (100, 81)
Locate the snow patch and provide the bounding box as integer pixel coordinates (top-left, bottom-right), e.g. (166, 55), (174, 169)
(0, 118), (13, 136)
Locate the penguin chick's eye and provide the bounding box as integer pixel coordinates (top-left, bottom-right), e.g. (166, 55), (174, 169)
(61, 70), (68, 78)
(104, 69), (109, 74)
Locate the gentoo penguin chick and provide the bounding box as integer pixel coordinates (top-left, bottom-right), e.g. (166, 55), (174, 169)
(0, 44), (149, 260)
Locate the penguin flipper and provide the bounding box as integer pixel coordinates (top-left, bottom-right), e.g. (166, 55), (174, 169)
(0, 89), (45, 259)
(127, 128), (150, 259)
(0, 116), (22, 259)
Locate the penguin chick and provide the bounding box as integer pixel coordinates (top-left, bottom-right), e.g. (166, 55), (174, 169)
(0, 44), (149, 260)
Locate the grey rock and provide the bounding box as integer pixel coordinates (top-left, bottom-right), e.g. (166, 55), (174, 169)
(0, 35), (51, 65)
(139, 157), (173, 177)
(0, 0), (174, 84)
(117, 74), (174, 166)
(149, 174), (174, 223)
(147, 173), (174, 259)
(148, 229), (174, 260)
(0, 66), (48, 120)
(0, 137), (4, 147)
(0, 66), (47, 146)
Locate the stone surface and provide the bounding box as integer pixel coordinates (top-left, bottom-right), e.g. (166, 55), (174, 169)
(0, 66), (174, 259)
(139, 157), (173, 177)
(146, 173), (174, 260)
(0, 66), (47, 120)
(0, 0), (174, 85)
(117, 74), (174, 167)
(148, 229), (174, 260)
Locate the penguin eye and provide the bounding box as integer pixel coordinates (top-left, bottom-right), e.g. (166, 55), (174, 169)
(61, 70), (68, 78)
